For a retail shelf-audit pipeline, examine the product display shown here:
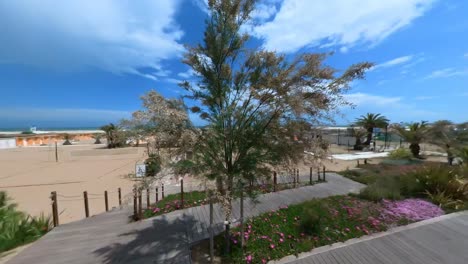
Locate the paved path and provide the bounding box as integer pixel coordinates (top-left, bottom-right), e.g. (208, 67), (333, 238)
(277, 211), (468, 264)
(7, 173), (364, 264)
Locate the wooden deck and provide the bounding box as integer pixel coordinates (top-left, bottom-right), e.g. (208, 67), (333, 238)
(6, 173), (364, 264)
(276, 211), (468, 264)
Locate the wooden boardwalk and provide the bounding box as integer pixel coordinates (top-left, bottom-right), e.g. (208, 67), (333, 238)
(7, 173), (364, 264)
(277, 211), (468, 264)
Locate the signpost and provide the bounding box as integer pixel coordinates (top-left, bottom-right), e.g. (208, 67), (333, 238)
(135, 164), (146, 178)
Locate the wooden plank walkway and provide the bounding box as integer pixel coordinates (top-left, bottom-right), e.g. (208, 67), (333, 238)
(275, 211), (468, 264)
(6, 173), (364, 264)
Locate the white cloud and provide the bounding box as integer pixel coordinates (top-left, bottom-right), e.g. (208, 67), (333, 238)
(252, 0), (436, 53)
(424, 68), (468, 79)
(415, 95), (438, 100)
(0, 1), (184, 77)
(371, 55), (414, 70)
(177, 69), (197, 79)
(344, 93), (402, 107)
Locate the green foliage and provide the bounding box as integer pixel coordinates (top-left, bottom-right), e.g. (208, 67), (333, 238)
(387, 148), (413, 160)
(359, 176), (402, 201)
(144, 153), (161, 177)
(20, 131), (34, 134)
(217, 196), (387, 263)
(357, 164), (468, 210)
(340, 169), (377, 185)
(393, 121), (429, 158)
(299, 200), (327, 235)
(0, 191), (51, 253)
(172, 159), (196, 176)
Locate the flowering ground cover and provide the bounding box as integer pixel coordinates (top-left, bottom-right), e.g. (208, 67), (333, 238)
(215, 196), (444, 264)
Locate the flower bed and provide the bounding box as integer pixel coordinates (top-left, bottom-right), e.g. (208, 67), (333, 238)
(215, 196), (444, 264)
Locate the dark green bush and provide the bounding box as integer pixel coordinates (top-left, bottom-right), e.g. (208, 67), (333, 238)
(387, 148), (412, 160)
(300, 200), (327, 235)
(0, 192), (51, 253)
(145, 153), (162, 177)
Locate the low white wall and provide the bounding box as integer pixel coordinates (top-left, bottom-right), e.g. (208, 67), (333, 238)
(0, 138), (16, 149)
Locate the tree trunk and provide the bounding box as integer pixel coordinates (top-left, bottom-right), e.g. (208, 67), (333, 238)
(409, 143), (420, 158)
(364, 127), (373, 145)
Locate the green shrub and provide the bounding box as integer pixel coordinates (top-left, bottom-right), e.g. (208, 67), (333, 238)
(300, 200), (327, 235)
(0, 192), (51, 253)
(388, 148), (412, 160)
(339, 169), (377, 185)
(145, 154), (162, 177)
(359, 176), (402, 201)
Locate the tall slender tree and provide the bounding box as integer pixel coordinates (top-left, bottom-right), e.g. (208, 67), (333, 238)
(180, 0), (372, 252)
(354, 113), (389, 145)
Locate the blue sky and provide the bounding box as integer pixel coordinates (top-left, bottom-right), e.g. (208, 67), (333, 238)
(0, 0), (467, 128)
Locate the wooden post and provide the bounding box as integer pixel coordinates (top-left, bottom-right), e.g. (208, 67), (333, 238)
(155, 187), (159, 203)
(240, 182), (244, 248)
(133, 190), (138, 220)
(104, 191), (109, 212)
(209, 191), (214, 263)
(51, 191), (59, 227)
(161, 183), (165, 199)
(273, 171), (277, 192)
(180, 179), (184, 209)
(317, 168), (321, 181)
(293, 169), (297, 188)
(323, 166), (326, 181)
(357, 159), (360, 166)
(83, 191), (89, 218)
(146, 188), (150, 209)
(309, 167), (313, 185)
(138, 191), (142, 218)
(55, 142), (58, 162)
(296, 169), (300, 185)
(118, 188), (122, 207)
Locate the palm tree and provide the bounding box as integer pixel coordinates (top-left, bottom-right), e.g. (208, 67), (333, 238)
(354, 113), (389, 145)
(100, 123), (117, 148)
(394, 121), (429, 158)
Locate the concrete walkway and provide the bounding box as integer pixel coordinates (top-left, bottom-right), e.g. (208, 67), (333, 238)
(277, 211), (468, 264)
(7, 173), (364, 264)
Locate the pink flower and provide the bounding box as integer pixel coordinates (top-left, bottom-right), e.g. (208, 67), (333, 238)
(262, 259), (267, 264)
(279, 238), (284, 243)
(344, 228), (350, 232)
(279, 232), (284, 238)
(152, 208), (161, 213)
(270, 244), (275, 249)
(300, 233), (305, 237)
(245, 255), (252, 263)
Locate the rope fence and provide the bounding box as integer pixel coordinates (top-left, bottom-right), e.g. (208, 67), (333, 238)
(49, 166), (327, 227)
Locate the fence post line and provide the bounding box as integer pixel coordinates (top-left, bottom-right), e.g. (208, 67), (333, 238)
(51, 191), (59, 227)
(83, 191), (89, 218)
(104, 191), (109, 212)
(209, 191), (214, 264)
(317, 168), (321, 181)
(273, 171), (277, 192)
(240, 182), (245, 248)
(146, 188), (150, 209)
(161, 183), (165, 199)
(323, 166), (326, 181)
(181, 179), (184, 209)
(118, 188), (122, 207)
(138, 191), (142, 218)
(155, 187), (159, 203)
(309, 167), (313, 185)
(133, 189), (138, 220)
